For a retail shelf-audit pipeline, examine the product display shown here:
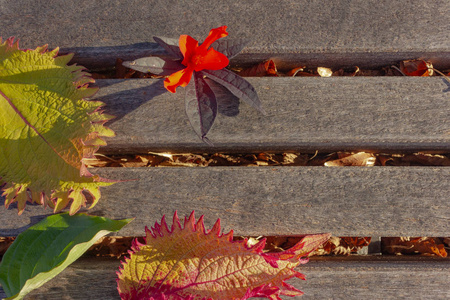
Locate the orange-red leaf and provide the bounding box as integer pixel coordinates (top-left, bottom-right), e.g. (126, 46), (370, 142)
(117, 212), (330, 300)
(400, 59), (433, 76)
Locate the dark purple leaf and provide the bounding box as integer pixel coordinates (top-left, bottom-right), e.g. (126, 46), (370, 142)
(201, 69), (265, 114)
(185, 72), (218, 144)
(153, 36), (183, 59)
(210, 39), (249, 59)
(205, 78), (240, 117)
(122, 57), (184, 75)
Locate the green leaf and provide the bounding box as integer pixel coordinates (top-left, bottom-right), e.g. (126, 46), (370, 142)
(0, 37), (115, 215)
(0, 213), (132, 300)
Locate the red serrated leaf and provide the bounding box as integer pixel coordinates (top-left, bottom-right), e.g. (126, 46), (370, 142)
(117, 212), (330, 300)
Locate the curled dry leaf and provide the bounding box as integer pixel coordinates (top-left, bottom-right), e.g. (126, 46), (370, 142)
(324, 152), (376, 167)
(117, 211), (330, 300)
(332, 66), (361, 76)
(317, 67), (333, 77)
(312, 237), (371, 256)
(382, 237), (447, 257)
(239, 60), (278, 77)
(400, 59), (433, 76)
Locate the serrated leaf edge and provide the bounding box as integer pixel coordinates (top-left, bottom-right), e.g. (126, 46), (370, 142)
(0, 37), (116, 215)
(117, 212), (330, 300)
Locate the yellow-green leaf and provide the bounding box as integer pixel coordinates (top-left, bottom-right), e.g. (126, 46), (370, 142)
(0, 37), (115, 215)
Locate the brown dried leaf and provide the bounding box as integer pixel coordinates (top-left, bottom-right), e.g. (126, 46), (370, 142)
(317, 67), (333, 77)
(172, 154), (210, 167)
(116, 58), (137, 78)
(0, 237), (15, 255)
(87, 236), (136, 258)
(382, 237), (447, 257)
(239, 60), (278, 77)
(332, 66), (361, 76)
(400, 59), (433, 76)
(325, 152), (376, 166)
(401, 154), (450, 166)
(311, 237), (371, 256)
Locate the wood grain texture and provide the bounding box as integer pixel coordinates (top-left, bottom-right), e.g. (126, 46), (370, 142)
(93, 77), (450, 153)
(1, 0), (448, 69)
(1, 167), (449, 237)
(1, 256), (446, 299)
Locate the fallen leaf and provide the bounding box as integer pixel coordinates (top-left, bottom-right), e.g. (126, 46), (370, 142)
(382, 237), (447, 257)
(117, 211), (330, 299)
(239, 60), (278, 77)
(311, 237), (371, 256)
(400, 59), (433, 76)
(324, 152), (376, 166)
(332, 66), (361, 76)
(317, 67), (333, 77)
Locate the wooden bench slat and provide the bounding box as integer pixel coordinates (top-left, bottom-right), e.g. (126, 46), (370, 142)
(2, 1), (449, 69)
(93, 77), (450, 153)
(2, 167), (448, 237)
(2, 257), (445, 299)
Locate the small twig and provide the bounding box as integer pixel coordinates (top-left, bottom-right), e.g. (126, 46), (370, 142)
(93, 153), (120, 162)
(309, 150), (319, 161)
(432, 68), (450, 83)
(391, 65), (406, 76)
(291, 68), (304, 77)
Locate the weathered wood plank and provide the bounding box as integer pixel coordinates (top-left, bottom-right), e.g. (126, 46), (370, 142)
(2, 256), (446, 299)
(93, 77), (450, 153)
(1, 167), (449, 237)
(1, 0), (449, 69)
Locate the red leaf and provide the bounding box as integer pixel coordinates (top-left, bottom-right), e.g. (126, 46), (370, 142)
(400, 59), (433, 76)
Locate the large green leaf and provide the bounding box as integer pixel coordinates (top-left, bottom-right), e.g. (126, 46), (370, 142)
(0, 213), (132, 299)
(0, 37), (115, 215)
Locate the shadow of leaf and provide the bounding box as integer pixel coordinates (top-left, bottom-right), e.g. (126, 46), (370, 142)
(60, 43), (169, 69)
(93, 79), (168, 124)
(442, 77), (450, 93)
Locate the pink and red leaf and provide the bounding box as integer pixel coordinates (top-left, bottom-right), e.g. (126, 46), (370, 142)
(117, 212), (330, 300)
